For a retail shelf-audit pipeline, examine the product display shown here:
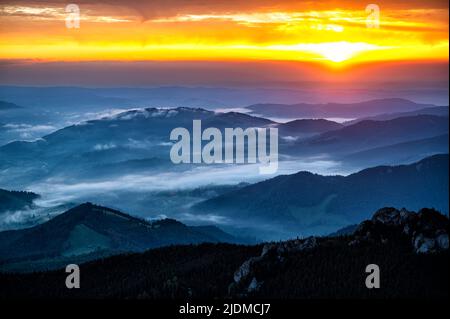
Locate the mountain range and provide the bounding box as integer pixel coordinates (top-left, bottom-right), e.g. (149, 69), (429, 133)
(0, 83), (448, 301)
(0, 85), (355, 111)
(0, 106), (447, 188)
(0, 108), (274, 177)
(0, 105), (448, 237)
(193, 154), (449, 238)
(345, 105), (449, 124)
(1, 206), (447, 299)
(276, 118), (344, 139)
(247, 98), (444, 119)
(342, 134), (449, 167)
(0, 202), (244, 272)
(288, 115), (449, 157)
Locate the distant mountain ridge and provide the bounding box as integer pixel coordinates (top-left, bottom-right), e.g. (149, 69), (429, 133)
(276, 119), (343, 138)
(345, 105), (449, 124)
(0, 189), (39, 214)
(0, 107), (448, 236)
(289, 115), (449, 156)
(0, 101), (22, 110)
(247, 98), (440, 119)
(1, 109), (447, 189)
(0, 85), (327, 110)
(193, 154), (449, 238)
(0, 107), (277, 186)
(342, 134), (449, 167)
(247, 98), (436, 118)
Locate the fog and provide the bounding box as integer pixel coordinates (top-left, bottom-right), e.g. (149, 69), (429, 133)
(5, 158), (354, 228)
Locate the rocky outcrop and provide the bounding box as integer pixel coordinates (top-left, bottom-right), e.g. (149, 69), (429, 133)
(229, 236), (318, 296)
(260, 236), (318, 258)
(351, 207), (448, 254)
(247, 277), (262, 293)
(233, 257), (261, 284)
(228, 207), (448, 297)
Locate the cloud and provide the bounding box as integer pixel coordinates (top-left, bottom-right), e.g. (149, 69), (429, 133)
(2, 0), (448, 27)
(0, 1), (135, 22)
(281, 135), (299, 142)
(178, 212), (230, 225)
(2, 1), (448, 19)
(93, 143), (116, 151)
(1, 123), (56, 141)
(1, 1), (447, 65)
(26, 157), (349, 207)
(3, 123), (56, 132)
(125, 138), (155, 149)
(0, 205), (65, 231)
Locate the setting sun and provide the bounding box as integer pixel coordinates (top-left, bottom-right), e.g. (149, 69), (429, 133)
(308, 42), (381, 63)
(265, 41), (382, 63)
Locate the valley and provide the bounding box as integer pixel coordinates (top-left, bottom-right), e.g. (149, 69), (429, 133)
(0, 90), (448, 273)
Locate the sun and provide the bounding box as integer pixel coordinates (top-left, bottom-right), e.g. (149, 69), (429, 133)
(266, 41), (382, 64)
(310, 41), (380, 63)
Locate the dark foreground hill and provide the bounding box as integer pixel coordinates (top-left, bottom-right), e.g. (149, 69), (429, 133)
(0, 207), (447, 299)
(0, 203), (241, 272)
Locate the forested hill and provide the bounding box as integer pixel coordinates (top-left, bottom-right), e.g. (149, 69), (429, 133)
(1, 207), (447, 299)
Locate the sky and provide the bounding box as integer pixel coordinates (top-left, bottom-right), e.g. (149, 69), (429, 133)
(0, 0), (448, 86)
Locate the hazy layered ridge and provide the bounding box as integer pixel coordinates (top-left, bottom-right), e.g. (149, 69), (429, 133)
(1, 155), (447, 240)
(193, 155), (449, 238)
(286, 115), (449, 156)
(0, 87), (447, 147)
(1, 104), (447, 185)
(247, 98), (448, 119)
(0, 100), (448, 234)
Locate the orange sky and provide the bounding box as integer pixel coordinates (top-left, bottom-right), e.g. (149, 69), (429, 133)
(0, 0), (448, 65)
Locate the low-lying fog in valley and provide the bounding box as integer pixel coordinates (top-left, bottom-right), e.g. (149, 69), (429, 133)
(1, 86), (449, 240)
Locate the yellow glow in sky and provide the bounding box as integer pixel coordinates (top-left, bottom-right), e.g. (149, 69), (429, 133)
(0, 1), (448, 65)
